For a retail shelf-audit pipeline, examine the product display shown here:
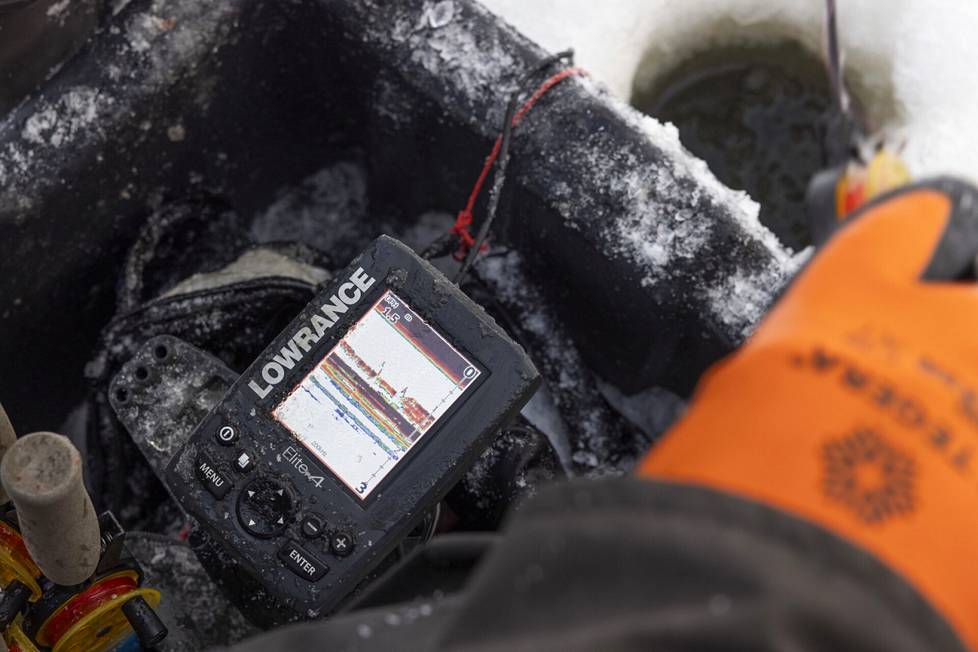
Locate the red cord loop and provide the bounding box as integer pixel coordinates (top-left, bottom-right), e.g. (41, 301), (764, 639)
(450, 209), (479, 261)
(451, 66), (586, 261)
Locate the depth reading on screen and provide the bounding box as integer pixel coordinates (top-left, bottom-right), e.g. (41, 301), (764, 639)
(273, 290), (481, 498)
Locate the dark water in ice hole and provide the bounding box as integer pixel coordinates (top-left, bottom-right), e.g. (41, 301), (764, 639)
(632, 42), (851, 251)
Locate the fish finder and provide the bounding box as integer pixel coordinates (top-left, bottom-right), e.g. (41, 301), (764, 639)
(164, 235), (540, 623)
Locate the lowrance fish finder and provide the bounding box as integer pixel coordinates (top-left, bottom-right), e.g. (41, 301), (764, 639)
(165, 236), (539, 623)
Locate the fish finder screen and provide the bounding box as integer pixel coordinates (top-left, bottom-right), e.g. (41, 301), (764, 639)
(274, 290), (482, 499)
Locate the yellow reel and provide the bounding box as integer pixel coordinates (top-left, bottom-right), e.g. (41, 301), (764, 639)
(4, 622), (41, 652)
(0, 546), (41, 602)
(35, 571), (160, 652)
(0, 521), (41, 601)
(50, 588), (160, 652)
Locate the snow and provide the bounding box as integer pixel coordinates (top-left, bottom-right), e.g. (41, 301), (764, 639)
(166, 123), (186, 142)
(481, 0), (978, 184)
(478, 0), (978, 337)
(705, 244), (811, 336)
(21, 87), (114, 148)
(46, 0), (71, 23)
(0, 85), (118, 213)
(425, 0), (456, 29)
(705, 268), (779, 335)
(624, 106), (785, 263)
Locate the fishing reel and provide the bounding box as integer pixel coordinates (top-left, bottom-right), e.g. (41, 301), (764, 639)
(0, 433), (167, 652)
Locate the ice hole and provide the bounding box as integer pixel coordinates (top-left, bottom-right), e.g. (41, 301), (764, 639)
(632, 40), (895, 251)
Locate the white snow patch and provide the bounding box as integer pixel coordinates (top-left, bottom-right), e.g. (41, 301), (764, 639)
(21, 87), (114, 148)
(126, 11), (175, 53)
(788, 245), (815, 271)
(425, 0), (456, 29)
(114, 0), (234, 91)
(704, 266), (780, 338)
(626, 107), (786, 265)
(606, 161), (716, 280)
(46, 0), (71, 23)
(166, 123), (186, 142)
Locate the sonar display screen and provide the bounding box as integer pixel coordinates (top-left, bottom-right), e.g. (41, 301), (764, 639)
(273, 290), (481, 499)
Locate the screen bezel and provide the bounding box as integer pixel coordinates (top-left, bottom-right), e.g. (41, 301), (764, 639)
(258, 283), (488, 506)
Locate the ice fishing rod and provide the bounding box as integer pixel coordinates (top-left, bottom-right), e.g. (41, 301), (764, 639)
(807, 0), (911, 244)
(824, 0), (848, 117)
(820, 0), (864, 167)
(0, 423), (167, 652)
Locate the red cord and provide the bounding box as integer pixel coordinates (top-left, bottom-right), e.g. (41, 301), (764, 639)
(451, 66), (586, 261)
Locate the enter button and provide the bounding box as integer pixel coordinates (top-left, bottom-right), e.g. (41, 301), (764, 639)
(279, 541), (329, 582)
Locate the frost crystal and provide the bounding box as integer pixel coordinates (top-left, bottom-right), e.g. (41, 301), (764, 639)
(426, 0), (455, 29)
(387, 1), (518, 120)
(22, 87), (114, 149)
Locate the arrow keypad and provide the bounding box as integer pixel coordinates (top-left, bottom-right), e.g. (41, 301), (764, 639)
(237, 477), (294, 539)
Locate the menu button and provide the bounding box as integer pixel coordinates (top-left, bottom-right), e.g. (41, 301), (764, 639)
(195, 453), (231, 500)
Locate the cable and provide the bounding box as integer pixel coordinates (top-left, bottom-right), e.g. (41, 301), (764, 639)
(423, 502), (441, 543)
(448, 51), (583, 282)
(824, 0), (848, 115)
(453, 50), (578, 280)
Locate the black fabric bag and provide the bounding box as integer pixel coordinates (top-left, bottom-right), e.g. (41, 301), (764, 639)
(82, 196), (327, 531)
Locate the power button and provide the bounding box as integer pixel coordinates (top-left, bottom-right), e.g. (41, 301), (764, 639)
(216, 424), (238, 446)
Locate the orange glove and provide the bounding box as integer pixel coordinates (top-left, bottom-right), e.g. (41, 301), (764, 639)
(640, 178), (978, 650)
